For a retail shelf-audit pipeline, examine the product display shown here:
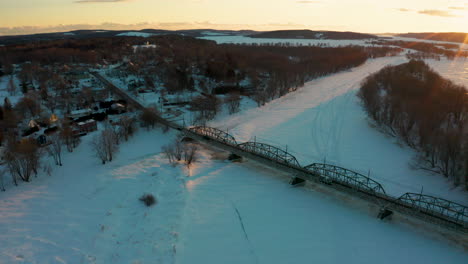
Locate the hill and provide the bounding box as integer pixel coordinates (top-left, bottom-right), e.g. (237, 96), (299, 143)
(249, 30), (379, 40)
(0, 29), (254, 46)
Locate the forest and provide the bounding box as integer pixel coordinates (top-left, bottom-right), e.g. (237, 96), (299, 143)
(0, 34), (401, 108)
(358, 60), (468, 188)
(112, 35), (401, 106)
(0, 35), (401, 105)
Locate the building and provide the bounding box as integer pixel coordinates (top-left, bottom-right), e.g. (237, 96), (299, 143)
(74, 119), (97, 135)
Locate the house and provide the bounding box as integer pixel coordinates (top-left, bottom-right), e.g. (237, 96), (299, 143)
(28, 119), (39, 128)
(49, 113), (59, 123)
(110, 103), (126, 113)
(74, 119), (97, 135)
(44, 126), (59, 135)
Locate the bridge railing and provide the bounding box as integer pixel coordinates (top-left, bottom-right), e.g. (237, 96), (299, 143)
(304, 163), (387, 195)
(189, 126), (238, 146)
(237, 141), (301, 168)
(395, 193), (468, 225)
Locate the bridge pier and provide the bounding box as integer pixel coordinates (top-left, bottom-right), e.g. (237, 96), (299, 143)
(289, 177), (306, 186)
(378, 208), (393, 220)
(228, 153), (243, 162)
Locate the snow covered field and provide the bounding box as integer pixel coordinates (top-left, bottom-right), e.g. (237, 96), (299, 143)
(1, 126), (467, 263)
(201, 35), (468, 51)
(0, 129), (185, 263)
(177, 152), (468, 264)
(425, 57), (468, 86)
(0, 75), (26, 105)
(116, 32), (156, 37)
(210, 55), (468, 204)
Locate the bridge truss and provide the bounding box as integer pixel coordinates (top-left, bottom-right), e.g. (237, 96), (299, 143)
(304, 163), (387, 195)
(238, 142), (301, 168)
(396, 193), (468, 225)
(189, 126), (238, 145)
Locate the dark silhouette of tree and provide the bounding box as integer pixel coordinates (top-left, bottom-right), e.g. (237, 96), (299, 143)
(140, 107), (160, 129)
(358, 60), (468, 188)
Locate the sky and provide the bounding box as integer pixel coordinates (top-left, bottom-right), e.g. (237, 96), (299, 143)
(0, 0), (467, 35)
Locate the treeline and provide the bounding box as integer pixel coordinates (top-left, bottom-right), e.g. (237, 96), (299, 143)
(368, 40), (468, 59)
(250, 30), (378, 40)
(0, 37), (147, 66)
(358, 60), (468, 188)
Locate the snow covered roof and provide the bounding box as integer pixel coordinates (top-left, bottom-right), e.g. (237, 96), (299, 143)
(28, 120), (39, 128)
(77, 119), (96, 126)
(70, 109), (92, 116)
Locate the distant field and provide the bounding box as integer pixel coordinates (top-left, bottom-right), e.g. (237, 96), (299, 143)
(397, 32), (468, 44)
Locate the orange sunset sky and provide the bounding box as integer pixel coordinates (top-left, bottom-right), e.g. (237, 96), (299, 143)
(0, 0), (467, 35)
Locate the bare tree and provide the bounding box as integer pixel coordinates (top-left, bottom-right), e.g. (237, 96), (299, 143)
(7, 77), (17, 96)
(118, 116), (137, 141)
(16, 96), (42, 119)
(162, 145), (176, 164)
(253, 89), (269, 106)
(60, 119), (79, 152)
(90, 137), (104, 164)
(0, 167), (6, 191)
(91, 134), (108, 164)
(4, 137), (41, 184)
(103, 126), (119, 162)
(183, 143), (198, 167)
(2, 60), (13, 75)
(91, 126), (119, 164)
(226, 92), (241, 114)
(163, 139), (198, 167)
(191, 96), (220, 124)
(47, 133), (63, 166)
(162, 140), (183, 165)
(140, 107), (160, 129)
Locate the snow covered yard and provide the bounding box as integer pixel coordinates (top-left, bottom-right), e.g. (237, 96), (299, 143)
(0, 129), (186, 263)
(210, 56), (468, 204)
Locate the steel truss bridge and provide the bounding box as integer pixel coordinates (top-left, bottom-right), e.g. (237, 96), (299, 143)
(95, 73), (468, 232)
(189, 126), (237, 146)
(186, 126), (467, 229)
(238, 142), (301, 167)
(396, 193), (468, 225)
(304, 163), (387, 195)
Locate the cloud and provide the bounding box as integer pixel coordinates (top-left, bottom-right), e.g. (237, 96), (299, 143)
(418, 9), (457, 17)
(296, 1), (320, 4)
(395, 8), (412, 12)
(448, 6), (466, 10)
(75, 0), (130, 3)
